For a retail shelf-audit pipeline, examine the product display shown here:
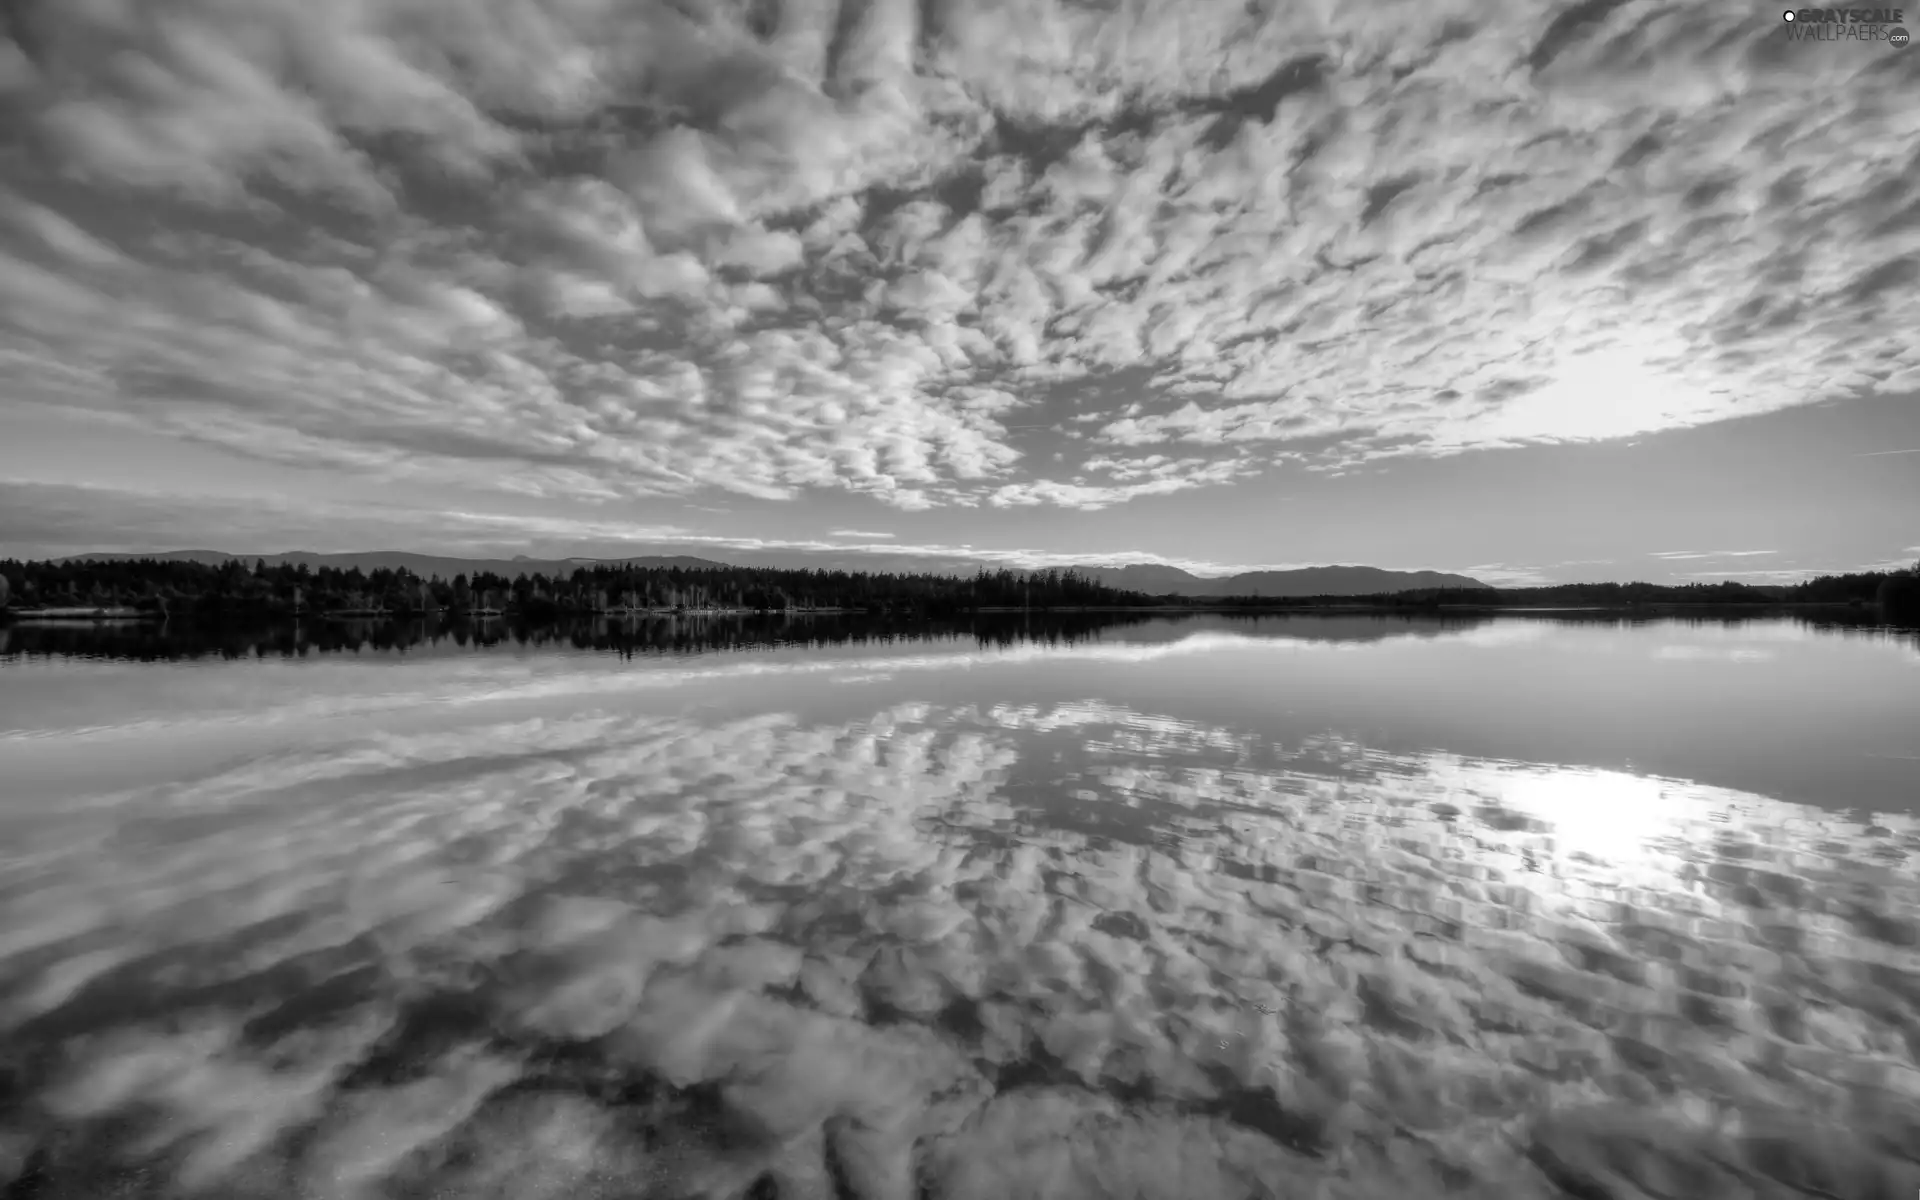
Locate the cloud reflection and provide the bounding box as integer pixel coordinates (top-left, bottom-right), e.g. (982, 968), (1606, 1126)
(2, 699), (1917, 1198)
(0, 620), (1552, 744)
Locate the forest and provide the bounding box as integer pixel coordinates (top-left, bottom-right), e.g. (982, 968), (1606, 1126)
(0, 557), (1158, 619)
(1, 557), (1913, 620)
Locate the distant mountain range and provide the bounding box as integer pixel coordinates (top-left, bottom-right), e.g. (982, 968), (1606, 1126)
(54, 550), (1494, 597)
(1073, 563), (1494, 597)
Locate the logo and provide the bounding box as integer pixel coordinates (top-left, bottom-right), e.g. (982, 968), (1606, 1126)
(1781, 7), (1910, 43)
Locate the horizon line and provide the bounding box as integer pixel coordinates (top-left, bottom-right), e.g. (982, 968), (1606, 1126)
(9, 546), (1911, 590)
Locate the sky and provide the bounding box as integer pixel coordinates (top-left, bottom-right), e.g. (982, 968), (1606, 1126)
(0, 0), (1915, 585)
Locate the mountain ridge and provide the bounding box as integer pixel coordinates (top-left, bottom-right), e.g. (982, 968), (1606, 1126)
(1073, 563), (1495, 597)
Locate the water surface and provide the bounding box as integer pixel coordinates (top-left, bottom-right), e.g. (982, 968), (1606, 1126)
(2, 612), (1917, 1198)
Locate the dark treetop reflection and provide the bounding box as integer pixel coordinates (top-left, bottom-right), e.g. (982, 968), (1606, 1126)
(0, 610), (1181, 663)
(0, 614), (1917, 1199)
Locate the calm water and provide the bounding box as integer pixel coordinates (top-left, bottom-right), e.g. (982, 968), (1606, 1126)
(1, 612), (1917, 1199)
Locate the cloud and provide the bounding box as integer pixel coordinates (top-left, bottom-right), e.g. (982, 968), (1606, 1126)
(987, 454), (1254, 510)
(1679, 557), (1918, 581)
(1455, 562), (1559, 587)
(1649, 549), (1777, 560)
(829, 529), (897, 540)
(0, 0), (1911, 520)
(0, 479), (688, 560)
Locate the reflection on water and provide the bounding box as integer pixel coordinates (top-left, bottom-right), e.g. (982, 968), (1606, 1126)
(2, 619), (1919, 1198)
(3, 608), (1914, 665)
(0, 611), (1177, 663)
(0, 610), (1573, 667)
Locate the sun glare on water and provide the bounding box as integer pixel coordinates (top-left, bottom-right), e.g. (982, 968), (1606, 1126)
(1494, 764), (1690, 868)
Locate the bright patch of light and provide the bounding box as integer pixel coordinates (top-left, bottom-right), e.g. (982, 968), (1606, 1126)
(1466, 346), (1731, 444)
(1496, 766), (1681, 866)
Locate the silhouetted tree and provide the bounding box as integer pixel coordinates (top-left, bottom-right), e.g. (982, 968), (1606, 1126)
(1877, 560), (1920, 621)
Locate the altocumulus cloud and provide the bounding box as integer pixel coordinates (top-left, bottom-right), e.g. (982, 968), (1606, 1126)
(0, 0), (1915, 513)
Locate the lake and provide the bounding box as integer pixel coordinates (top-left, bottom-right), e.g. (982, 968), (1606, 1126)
(1, 611), (1917, 1199)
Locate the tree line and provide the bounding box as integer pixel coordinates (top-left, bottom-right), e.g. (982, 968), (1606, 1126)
(0, 557), (1157, 618)
(2, 557), (1914, 620)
